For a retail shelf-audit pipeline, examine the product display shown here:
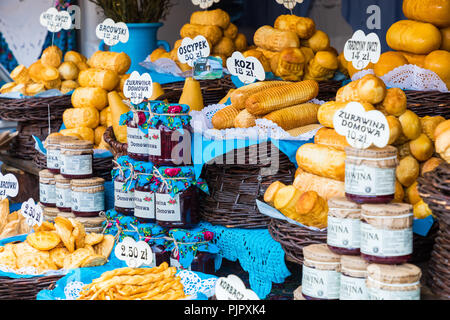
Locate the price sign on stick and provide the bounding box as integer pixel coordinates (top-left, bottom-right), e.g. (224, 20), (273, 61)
(0, 173), (19, 200)
(275, 0), (304, 10)
(333, 102), (390, 149)
(226, 51), (265, 84)
(178, 36), (210, 67)
(114, 237), (154, 268)
(40, 7), (72, 33)
(96, 18), (129, 47)
(215, 275), (260, 300)
(344, 30), (381, 71)
(192, 0), (220, 9)
(123, 71), (153, 104)
(21, 199), (43, 227)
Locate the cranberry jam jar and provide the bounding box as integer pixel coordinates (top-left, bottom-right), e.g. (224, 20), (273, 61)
(133, 162), (158, 223)
(60, 140), (94, 180)
(147, 102), (192, 166)
(71, 177), (105, 217)
(345, 146), (398, 204)
(170, 250), (216, 274)
(112, 156), (136, 216)
(45, 135), (79, 174)
(360, 203), (413, 265)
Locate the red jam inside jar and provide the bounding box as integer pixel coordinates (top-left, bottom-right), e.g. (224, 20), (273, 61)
(114, 175), (134, 216)
(156, 185), (199, 229)
(327, 245), (360, 256)
(361, 252), (412, 265)
(127, 120), (150, 161)
(148, 123), (192, 166)
(170, 250), (216, 274)
(135, 184), (156, 223)
(151, 244), (170, 266)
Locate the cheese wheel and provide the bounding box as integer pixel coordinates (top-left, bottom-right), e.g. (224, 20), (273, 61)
(403, 0), (450, 28)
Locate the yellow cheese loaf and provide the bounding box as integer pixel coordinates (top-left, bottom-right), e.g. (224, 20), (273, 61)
(78, 68), (119, 91)
(71, 87), (108, 110)
(87, 51), (131, 75)
(253, 26), (299, 52)
(403, 0), (450, 28)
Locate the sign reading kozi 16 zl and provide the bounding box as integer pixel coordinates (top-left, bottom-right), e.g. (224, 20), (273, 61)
(177, 36), (210, 67)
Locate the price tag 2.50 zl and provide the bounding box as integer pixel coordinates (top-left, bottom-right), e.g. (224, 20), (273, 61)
(226, 51), (265, 84)
(114, 237), (153, 268)
(21, 198), (43, 227)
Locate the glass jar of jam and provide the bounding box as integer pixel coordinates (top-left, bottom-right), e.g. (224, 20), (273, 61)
(345, 146), (398, 204)
(71, 177), (105, 217)
(55, 175), (72, 213)
(170, 249), (216, 274)
(302, 244), (341, 300)
(143, 244), (170, 268)
(156, 185), (199, 229)
(339, 255), (369, 300)
(39, 169), (56, 208)
(360, 203), (413, 264)
(45, 136), (79, 174)
(367, 263), (421, 300)
(60, 140), (93, 179)
(127, 116), (150, 161)
(135, 179), (156, 223)
(327, 197), (361, 256)
(113, 159), (135, 216)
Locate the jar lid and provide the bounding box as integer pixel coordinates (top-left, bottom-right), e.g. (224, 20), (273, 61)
(71, 177), (105, 187)
(328, 197), (361, 209)
(60, 139), (93, 150)
(367, 263), (422, 284)
(39, 169), (55, 179)
(46, 135), (79, 144)
(362, 203), (412, 217)
(345, 145), (398, 159)
(43, 206), (61, 217)
(74, 215), (106, 227)
(55, 175), (71, 184)
(57, 211), (76, 219)
(303, 244), (341, 263)
(341, 255), (368, 272)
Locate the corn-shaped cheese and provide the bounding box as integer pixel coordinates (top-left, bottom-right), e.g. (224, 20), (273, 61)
(230, 81), (287, 110)
(234, 109), (258, 128)
(294, 191), (328, 229)
(263, 103), (319, 131)
(274, 186), (302, 219)
(288, 124), (322, 137)
(245, 80), (319, 116)
(212, 105), (240, 130)
(264, 181), (286, 207)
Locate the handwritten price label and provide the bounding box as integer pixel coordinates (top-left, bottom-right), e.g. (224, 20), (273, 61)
(344, 30), (381, 70)
(96, 18), (129, 47)
(123, 71), (153, 104)
(191, 0), (220, 9)
(40, 7), (72, 33)
(226, 51), (265, 84)
(0, 173), (19, 200)
(21, 199), (43, 227)
(177, 36), (210, 67)
(114, 237), (153, 268)
(215, 275), (260, 300)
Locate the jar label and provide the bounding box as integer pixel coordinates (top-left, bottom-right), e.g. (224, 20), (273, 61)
(127, 127), (150, 156)
(368, 287), (420, 300)
(72, 191), (104, 213)
(39, 183), (56, 204)
(340, 275), (368, 300)
(47, 149), (60, 169)
(345, 164), (395, 196)
(60, 154), (92, 175)
(155, 193), (181, 222)
(56, 187), (71, 209)
(134, 190), (155, 219)
(170, 256), (191, 271)
(360, 222), (413, 257)
(301, 265), (341, 299)
(147, 129), (161, 156)
(327, 216), (361, 249)
(114, 181), (134, 209)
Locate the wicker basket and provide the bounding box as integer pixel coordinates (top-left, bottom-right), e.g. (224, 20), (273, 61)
(317, 80), (342, 102)
(33, 151), (114, 181)
(199, 142), (296, 229)
(0, 95), (71, 122)
(0, 275), (63, 300)
(268, 218), (327, 264)
(103, 126), (127, 159)
(406, 91), (450, 118)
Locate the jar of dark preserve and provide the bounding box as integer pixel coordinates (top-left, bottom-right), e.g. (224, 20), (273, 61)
(135, 181), (156, 223)
(112, 158), (135, 216)
(170, 250), (216, 274)
(155, 185), (199, 229)
(327, 197), (361, 256)
(145, 244), (170, 268)
(345, 146), (398, 204)
(60, 140), (93, 179)
(360, 203), (413, 265)
(127, 115), (150, 161)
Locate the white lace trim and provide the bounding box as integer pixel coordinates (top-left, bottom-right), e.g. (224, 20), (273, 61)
(352, 65), (449, 93)
(0, 263), (69, 276)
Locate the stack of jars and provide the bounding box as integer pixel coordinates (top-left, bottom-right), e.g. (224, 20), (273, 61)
(114, 100), (215, 273)
(39, 135), (105, 220)
(301, 146), (422, 300)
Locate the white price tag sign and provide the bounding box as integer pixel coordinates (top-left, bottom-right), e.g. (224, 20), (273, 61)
(177, 36), (210, 67)
(226, 51), (265, 84)
(123, 71), (153, 104)
(333, 102), (390, 149)
(40, 7), (72, 33)
(0, 173), (19, 200)
(215, 275), (260, 300)
(20, 199), (43, 227)
(114, 237), (153, 268)
(344, 30), (381, 70)
(96, 18), (129, 47)
(275, 0), (304, 10)
(191, 0), (220, 9)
